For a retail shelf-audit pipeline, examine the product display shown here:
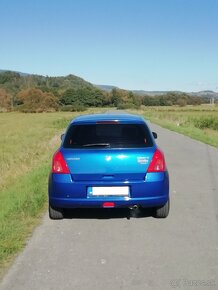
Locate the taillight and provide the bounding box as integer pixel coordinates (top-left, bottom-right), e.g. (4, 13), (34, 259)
(147, 149), (166, 172)
(52, 151), (70, 174)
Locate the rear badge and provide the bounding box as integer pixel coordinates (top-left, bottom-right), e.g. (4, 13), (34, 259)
(137, 157), (149, 164)
(66, 157), (80, 161)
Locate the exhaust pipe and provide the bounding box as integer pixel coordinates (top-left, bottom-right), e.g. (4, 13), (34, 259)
(129, 205), (139, 210)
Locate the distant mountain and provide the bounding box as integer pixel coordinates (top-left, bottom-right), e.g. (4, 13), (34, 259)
(95, 84), (118, 91)
(96, 84), (218, 99)
(132, 90), (172, 96)
(95, 85), (171, 96)
(189, 90), (218, 99)
(132, 90), (218, 99)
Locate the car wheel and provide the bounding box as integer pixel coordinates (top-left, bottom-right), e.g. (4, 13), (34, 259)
(154, 199), (170, 218)
(49, 203), (64, 219)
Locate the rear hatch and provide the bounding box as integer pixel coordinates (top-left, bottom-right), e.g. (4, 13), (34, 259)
(62, 148), (155, 181)
(62, 122), (155, 182)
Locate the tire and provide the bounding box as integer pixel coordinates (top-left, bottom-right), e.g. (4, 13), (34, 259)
(154, 199), (170, 218)
(49, 203), (64, 220)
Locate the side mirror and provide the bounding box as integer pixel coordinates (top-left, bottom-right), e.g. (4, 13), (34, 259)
(61, 133), (65, 141)
(152, 132), (157, 139)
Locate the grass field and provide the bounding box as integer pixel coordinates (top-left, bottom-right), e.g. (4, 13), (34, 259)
(0, 108), (105, 276)
(0, 104), (218, 276)
(130, 104), (218, 148)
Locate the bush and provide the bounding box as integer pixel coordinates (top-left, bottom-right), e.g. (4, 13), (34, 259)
(16, 88), (58, 112)
(176, 98), (187, 107)
(0, 89), (12, 111)
(192, 116), (218, 130)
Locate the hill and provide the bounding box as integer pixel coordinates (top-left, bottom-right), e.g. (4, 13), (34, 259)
(0, 69), (216, 112)
(1, 70), (217, 99)
(0, 69), (30, 77)
(97, 84), (218, 100)
(0, 70), (107, 112)
(0, 70), (94, 94)
(189, 90), (218, 99)
(132, 89), (218, 99)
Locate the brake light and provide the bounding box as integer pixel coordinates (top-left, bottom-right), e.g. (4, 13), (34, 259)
(147, 149), (166, 172)
(52, 151), (70, 174)
(96, 120), (119, 124)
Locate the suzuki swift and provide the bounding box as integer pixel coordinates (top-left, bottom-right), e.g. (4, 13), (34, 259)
(48, 113), (169, 219)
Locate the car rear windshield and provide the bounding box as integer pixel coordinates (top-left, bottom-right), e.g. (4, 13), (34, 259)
(63, 123), (153, 149)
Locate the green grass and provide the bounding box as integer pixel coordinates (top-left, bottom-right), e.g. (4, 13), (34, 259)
(0, 165), (49, 270)
(129, 104), (218, 148)
(0, 108), (106, 276)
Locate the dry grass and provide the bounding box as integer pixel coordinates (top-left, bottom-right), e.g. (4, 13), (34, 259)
(129, 104), (218, 148)
(0, 108), (106, 275)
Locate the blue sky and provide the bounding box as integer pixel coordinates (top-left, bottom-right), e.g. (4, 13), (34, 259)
(0, 0), (218, 92)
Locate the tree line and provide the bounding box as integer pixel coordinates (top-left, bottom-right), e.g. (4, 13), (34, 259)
(0, 71), (210, 112)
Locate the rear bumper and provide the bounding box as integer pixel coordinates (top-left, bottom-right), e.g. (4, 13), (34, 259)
(48, 172), (169, 209)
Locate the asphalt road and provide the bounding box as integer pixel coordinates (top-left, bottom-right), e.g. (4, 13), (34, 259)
(1, 124), (218, 290)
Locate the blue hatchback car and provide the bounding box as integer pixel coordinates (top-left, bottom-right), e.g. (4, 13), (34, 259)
(48, 113), (169, 219)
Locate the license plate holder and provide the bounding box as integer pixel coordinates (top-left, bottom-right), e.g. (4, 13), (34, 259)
(88, 186), (129, 197)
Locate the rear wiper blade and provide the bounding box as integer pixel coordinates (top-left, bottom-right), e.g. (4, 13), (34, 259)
(82, 143), (110, 147)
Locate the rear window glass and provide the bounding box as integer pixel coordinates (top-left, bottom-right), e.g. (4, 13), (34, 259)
(63, 124), (153, 149)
